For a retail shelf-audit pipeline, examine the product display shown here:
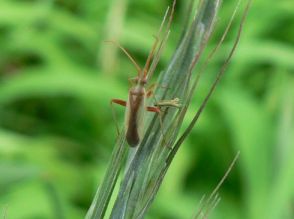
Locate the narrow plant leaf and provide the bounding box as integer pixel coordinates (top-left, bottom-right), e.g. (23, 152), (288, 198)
(193, 152), (240, 219)
(86, 133), (127, 219)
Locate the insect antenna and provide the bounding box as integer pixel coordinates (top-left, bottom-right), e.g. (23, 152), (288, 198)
(105, 40), (142, 74)
(142, 34), (160, 79)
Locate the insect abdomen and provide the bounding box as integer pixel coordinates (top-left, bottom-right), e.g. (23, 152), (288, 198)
(125, 88), (146, 147)
(126, 117), (140, 147)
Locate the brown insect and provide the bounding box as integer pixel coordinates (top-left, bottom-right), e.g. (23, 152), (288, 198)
(110, 1), (179, 147)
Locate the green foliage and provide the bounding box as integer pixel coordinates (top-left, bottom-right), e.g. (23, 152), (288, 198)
(0, 0), (293, 218)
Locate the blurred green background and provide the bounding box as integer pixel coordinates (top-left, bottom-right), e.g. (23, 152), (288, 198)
(0, 0), (293, 218)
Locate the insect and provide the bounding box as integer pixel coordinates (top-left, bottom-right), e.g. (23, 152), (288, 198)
(109, 1), (179, 147)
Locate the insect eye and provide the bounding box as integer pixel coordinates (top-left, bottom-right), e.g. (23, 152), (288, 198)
(141, 79), (147, 84)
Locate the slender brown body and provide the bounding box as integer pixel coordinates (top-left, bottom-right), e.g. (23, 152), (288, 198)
(125, 84), (146, 146)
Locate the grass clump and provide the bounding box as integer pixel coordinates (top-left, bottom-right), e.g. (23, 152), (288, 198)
(87, 0), (251, 218)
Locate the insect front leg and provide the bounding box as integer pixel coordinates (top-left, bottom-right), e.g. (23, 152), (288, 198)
(110, 99), (127, 136)
(146, 83), (170, 98)
(146, 83), (157, 98)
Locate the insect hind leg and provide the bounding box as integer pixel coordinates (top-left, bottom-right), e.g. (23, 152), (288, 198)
(146, 106), (171, 148)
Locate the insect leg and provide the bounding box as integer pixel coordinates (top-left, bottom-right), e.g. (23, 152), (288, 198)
(146, 106), (160, 113)
(105, 40), (142, 74)
(147, 97), (181, 148)
(146, 83), (170, 98)
(146, 106), (169, 147)
(110, 99), (127, 136)
(147, 106), (164, 130)
(146, 83), (157, 98)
